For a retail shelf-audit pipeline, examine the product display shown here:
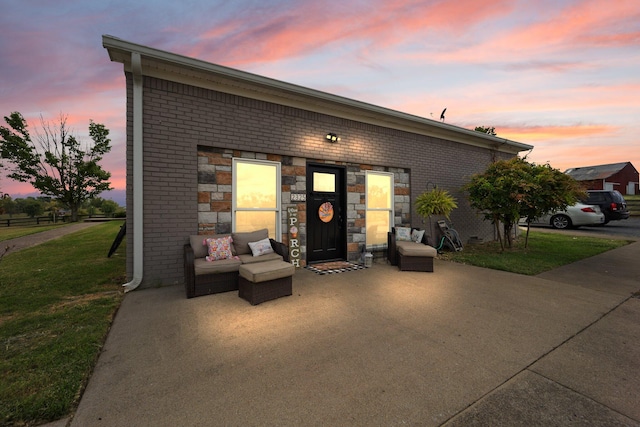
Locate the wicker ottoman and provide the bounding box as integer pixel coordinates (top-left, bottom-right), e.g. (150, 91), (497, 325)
(397, 244), (437, 272)
(238, 260), (294, 305)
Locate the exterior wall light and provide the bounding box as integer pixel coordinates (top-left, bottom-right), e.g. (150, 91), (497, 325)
(326, 132), (340, 143)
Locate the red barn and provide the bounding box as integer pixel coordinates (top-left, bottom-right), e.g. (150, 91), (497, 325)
(565, 162), (639, 195)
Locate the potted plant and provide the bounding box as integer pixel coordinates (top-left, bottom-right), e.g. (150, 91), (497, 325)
(414, 187), (457, 239)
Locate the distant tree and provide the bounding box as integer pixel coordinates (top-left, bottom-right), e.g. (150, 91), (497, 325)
(99, 199), (120, 217)
(0, 193), (12, 215)
(0, 112), (112, 221)
(43, 198), (63, 222)
(474, 126), (497, 136)
(16, 197), (44, 218)
(90, 197), (104, 209)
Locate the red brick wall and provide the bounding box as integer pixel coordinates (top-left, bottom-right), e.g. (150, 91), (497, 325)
(126, 75), (506, 287)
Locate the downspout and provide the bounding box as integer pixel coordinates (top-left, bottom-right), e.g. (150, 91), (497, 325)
(123, 51), (144, 292)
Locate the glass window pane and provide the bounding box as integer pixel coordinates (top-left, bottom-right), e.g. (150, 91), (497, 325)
(313, 172), (335, 192)
(367, 174), (391, 209)
(366, 210), (390, 246)
(236, 163), (277, 208)
(235, 211), (276, 238)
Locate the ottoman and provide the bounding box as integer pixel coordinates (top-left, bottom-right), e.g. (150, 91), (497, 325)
(397, 243), (437, 272)
(238, 260), (294, 305)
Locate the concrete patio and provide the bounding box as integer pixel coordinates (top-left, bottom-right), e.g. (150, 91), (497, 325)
(70, 241), (640, 426)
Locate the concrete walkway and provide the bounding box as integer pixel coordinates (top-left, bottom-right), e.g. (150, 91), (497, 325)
(66, 239), (640, 426)
(2, 222), (100, 253)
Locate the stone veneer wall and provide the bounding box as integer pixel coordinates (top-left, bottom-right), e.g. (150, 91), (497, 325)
(197, 147), (410, 265)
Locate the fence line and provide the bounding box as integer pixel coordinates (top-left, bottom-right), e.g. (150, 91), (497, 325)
(1, 215), (108, 227)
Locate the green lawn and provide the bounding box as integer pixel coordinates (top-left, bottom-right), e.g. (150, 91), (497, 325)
(0, 221), (125, 426)
(440, 230), (631, 275)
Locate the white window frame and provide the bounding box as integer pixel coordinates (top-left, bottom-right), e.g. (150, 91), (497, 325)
(365, 171), (394, 248)
(232, 158), (281, 239)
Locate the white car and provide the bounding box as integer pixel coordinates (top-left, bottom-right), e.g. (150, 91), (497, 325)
(520, 202), (605, 229)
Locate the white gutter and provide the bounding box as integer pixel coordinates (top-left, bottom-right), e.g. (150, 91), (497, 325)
(122, 51), (144, 292)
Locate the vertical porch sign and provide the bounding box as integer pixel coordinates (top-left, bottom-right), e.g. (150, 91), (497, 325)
(287, 206), (301, 267)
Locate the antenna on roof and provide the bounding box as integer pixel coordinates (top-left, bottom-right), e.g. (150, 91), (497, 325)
(440, 108), (447, 122)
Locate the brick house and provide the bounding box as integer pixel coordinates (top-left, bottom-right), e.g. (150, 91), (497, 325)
(565, 162), (639, 195)
(102, 36), (533, 290)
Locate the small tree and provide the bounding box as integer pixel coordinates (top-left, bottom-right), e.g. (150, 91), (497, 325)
(519, 163), (586, 247)
(464, 157), (585, 250)
(464, 158), (529, 250)
(0, 112), (112, 221)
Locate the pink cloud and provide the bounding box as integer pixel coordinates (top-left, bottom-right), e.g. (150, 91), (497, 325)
(499, 124), (617, 141)
(413, 0), (640, 65)
(526, 142), (636, 172)
(2, 0), (638, 197)
(180, 0), (514, 67)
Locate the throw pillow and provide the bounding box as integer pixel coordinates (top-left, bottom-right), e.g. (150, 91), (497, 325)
(248, 238), (275, 257)
(411, 229), (425, 244)
(204, 236), (236, 262)
(396, 227), (412, 241)
(232, 228), (269, 255)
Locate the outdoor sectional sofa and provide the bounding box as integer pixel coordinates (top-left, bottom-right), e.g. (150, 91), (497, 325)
(184, 228), (291, 301)
(387, 227), (437, 272)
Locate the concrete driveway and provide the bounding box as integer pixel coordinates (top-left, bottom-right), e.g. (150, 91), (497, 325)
(69, 241), (640, 426)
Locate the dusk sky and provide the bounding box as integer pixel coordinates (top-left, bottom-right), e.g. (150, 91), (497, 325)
(1, 0), (638, 203)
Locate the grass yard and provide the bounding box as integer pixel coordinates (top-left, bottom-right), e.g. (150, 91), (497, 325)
(0, 221), (125, 426)
(440, 230), (631, 275)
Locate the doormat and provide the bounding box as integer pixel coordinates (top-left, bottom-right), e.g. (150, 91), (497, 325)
(305, 261), (368, 275)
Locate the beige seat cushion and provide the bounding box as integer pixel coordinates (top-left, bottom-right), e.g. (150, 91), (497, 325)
(238, 252), (283, 264)
(194, 258), (242, 275)
(239, 260), (295, 283)
(397, 242), (437, 257)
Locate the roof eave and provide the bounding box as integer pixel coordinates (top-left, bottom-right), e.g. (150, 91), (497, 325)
(102, 35), (533, 154)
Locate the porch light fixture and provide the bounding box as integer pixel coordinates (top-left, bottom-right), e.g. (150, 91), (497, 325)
(326, 132), (340, 143)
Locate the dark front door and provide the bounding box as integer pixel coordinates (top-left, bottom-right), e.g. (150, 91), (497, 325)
(307, 164), (346, 263)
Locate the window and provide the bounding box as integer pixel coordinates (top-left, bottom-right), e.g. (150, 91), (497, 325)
(313, 172), (335, 192)
(233, 158), (281, 238)
(366, 171), (394, 247)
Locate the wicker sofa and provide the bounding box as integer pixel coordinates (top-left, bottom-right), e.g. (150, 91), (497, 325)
(184, 228), (289, 298)
(387, 227), (437, 272)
